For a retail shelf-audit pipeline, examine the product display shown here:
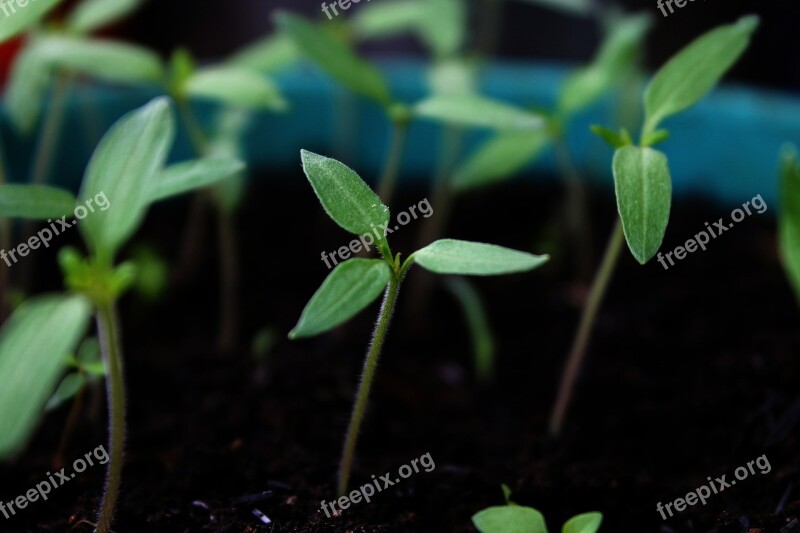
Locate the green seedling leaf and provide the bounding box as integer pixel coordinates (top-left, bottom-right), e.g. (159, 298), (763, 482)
(351, 0), (423, 40)
(0, 295), (91, 458)
(79, 97), (175, 259)
(0, 0), (63, 44)
(168, 47), (196, 95)
(150, 158), (245, 202)
(445, 277), (495, 381)
(289, 258), (391, 339)
(417, 0), (465, 58)
(67, 0), (145, 34)
(129, 246), (168, 301)
(427, 58), (477, 97)
(4, 39), (52, 134)
(512, 0), (592, 16)
(184, 67), (288, 111)
(641, 129), (670, 147)
(46, 373), (86, 411)
(228, 33), (300, 73)
(414, 95), (545, 131)
(558, 13), (652, 115)
(0, 184), (76, 219)
(643, 15), (759, 136)
(414, 239), (549, 275)
(77, 336), (105, 375)
(472, 506), (549, 533)
(562, 512), (603, 533)
(612, 145), (672, 264)
(208, 108), (252, 213)
(300, 150), (390, 238)
(590, 125), (625, 149)
(453, 130), (548, 192)
(779, 146), (800, 304)
(35, 35), (165, 84)
(501, 484), (514, 505)
(275, 11), (391, 107)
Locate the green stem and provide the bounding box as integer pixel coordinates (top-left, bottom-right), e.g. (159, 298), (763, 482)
(31, 72), (71, 185)
(95, 303), (126, 533)
(549, 218), (624, 436)
(376, 119), (409, 205)
(176, 98), (209, 156)
(337, 272), (402, 496)
(554, 136), (593, 281)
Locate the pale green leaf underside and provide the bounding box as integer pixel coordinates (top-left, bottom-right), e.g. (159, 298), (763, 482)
(79, 97), (175, 259)
(414, 95), (545, 131)
(290, 259), (391, 339)
(472, 506), (549, 533)
(0, 0), (63, 44)
(184, 67), (288, 111)
(613, 145), (672, 264)
(150, 157), (246, 203)
(562, 512), (603, 533)
(643, 15), (758, 135)
(276, 11), (391, 106)
(0, 184), (76, 219)
(453, 130), (549, 192)
(67, 0), (144, 34)
(4, 40), (52, 134)
(414, 239), (549, 276)
(34, 35), (165, 84)
(300, 150), (390, 238)
(779, 147), (800, 304)
(0, 295), (91, 459)
(228, 33), (300, 74)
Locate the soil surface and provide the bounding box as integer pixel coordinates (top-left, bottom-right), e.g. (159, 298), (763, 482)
(2, 177), (799, 532)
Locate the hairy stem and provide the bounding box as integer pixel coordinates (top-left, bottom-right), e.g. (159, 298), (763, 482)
(95, 303), (126, 533)
(338, 274), (402, 496)
(376, 120), (409, 205)
(549, 218), (624, 436)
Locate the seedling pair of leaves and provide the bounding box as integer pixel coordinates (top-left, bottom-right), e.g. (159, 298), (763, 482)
(289, 149), (548, 495)
(472, 485), (602, 533)
(779, 145), (800, 306)
(0, 97), (243, 532)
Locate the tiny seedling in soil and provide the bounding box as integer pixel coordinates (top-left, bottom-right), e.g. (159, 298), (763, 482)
(289, 150), (548, 495)
(779, 145), (800, 306)
(472, 484), (602, 533)
(0, 97), (243, 532)
(549, 15), (760, 435)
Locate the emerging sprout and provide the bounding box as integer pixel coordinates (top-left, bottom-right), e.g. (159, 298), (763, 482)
(779, 145), (800, 305)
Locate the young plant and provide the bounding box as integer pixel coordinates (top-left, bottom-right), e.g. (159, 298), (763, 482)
(549, 15), (759, 435)
(0, 97), (243, 531)
(289, 150), (549, 495)
(472, 484), (602, 533)
(779, 145), (800, 305)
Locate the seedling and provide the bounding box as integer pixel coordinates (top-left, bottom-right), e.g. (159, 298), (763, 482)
(289, 150), (548, 495)
(549, 15), (759, 435)
(472, 485), (602, 533)
(0, 97), (243, 531)
(779, 145), (800, 306)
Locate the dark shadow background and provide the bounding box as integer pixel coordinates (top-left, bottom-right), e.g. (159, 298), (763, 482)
(113, 0), (800, 92)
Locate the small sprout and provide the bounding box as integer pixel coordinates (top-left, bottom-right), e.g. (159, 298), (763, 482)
(290, 150), (548, 495)
(779, 145), (800, 305)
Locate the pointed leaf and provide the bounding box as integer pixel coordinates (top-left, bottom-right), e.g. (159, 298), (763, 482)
(414, 239), (549, 276)
(643, 15), (758, 136)
(0, 295), (91, 458)
(46, 373), (86, 411)
(779, 146), (800, 304)
(472, 506), (549, 533)
(36, 35), (165, 84)
(67, 0), (145, 34)
(4, 40), (52, 134)
(79, 97), (175, 259)
(276, 11), (391, 106)
(453, 130), (548, 192)
(300, 150), (390, 238)
(414, 95), (544, 131)
(562, 512), (603, 533)
(0, 184), (76, 219)
(150, 158), (245, 202)
(417, 0), (465, 58)
(228, 33), (299, 73)
(289, 258), (391, 339)
(612, 145), (672, 264)
(0, 0), (63, 43)
(184, 67), (288, 111)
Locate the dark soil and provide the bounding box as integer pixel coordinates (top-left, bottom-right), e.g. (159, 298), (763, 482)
(2, 176), (799, 532)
